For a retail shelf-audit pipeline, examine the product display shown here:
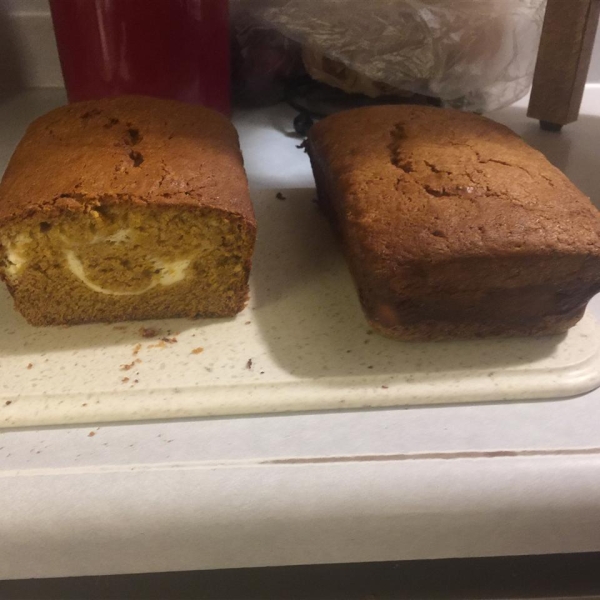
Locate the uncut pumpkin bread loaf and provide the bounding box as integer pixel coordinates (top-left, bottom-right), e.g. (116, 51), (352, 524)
(307, 105), (600, 340)
(0, 96), (256, 325)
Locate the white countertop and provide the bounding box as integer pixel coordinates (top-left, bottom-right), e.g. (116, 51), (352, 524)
(1, 88), (600, 580)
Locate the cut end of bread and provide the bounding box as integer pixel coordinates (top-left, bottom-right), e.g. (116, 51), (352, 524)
(0, 203), (255, 325)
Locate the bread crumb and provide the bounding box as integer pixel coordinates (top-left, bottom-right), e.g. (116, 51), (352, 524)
(140, 327), (159, 338)
(120, 359), (141, 371)
(246, 358), (253, 370)
(122, 377), (130, 383)
(148, 340), (167, 349)
(5, 400), (12, 406)
(26, 363), (33, 369)
(81, 403), (87, 407)
(160, 337), (178, 344)
(191, 347), (204, 355)
(88, 431), (96, 437)
(132, 343), (142, 356)
(381, 385), (389, 389)
(245, 321), (251, 325)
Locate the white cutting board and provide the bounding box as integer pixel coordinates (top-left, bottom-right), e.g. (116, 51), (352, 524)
(1, 188), (600, 429)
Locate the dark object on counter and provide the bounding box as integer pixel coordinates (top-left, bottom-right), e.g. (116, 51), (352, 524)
(293, 112), (314, 136)
(307, 104), (600, 340)
(49, 0), (231, 114)
(285, 76), (440, 139)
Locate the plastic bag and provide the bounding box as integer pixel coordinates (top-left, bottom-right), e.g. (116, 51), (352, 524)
(231, 1), (305, 105)
(233, 0), (546, 112)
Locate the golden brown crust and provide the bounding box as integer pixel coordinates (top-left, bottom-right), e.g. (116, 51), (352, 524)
(0, 95), (255, 228)
(308, 105), (600, 339)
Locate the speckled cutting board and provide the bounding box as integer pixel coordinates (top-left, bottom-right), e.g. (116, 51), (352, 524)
(2, 189), (600, 429)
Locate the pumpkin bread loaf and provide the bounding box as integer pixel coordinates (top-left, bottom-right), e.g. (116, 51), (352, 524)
(307, 105), (600, 340)
(0, 96), (256, 325)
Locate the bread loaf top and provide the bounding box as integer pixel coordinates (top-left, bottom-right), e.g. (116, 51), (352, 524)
(0, 96), (254, 226)
(307, 105), (600, 263)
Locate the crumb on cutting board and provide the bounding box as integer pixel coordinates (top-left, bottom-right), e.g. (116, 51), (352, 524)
(26, 363), (33, 369)
(191, 347), (204, 355)
(88, 431), (96, 437)
(140, 327), (160, 338)
(120, 359), (141, 371)
(132, 343), (142, 356)
(148, 337), (178, 350)
(246, 358), (253, 370)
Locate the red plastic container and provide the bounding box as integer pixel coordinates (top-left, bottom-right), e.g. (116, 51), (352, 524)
(49, 0), (230, 114)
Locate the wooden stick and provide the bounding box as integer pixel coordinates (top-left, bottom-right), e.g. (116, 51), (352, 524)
(528, 0), (600, 129)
